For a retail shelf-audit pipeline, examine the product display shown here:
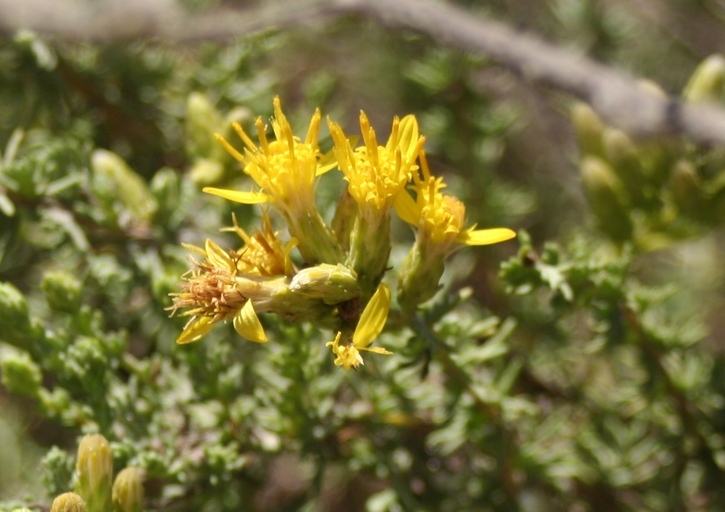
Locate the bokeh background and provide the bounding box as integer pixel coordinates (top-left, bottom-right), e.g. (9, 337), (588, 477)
(3, 0), (725, 510)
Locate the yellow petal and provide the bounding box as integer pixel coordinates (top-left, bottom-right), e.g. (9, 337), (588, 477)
(396, 115), (420, 160)
(233, 300), (268, 343)
(327, 332), (364, 370)
(177, 316), (215, 344)
(205, 239), (235, 271)
(393, 190), (421, 226)
(353, 283), (391, 348)
(456, 227), (516, 246)
(361, 346), (393, 356)
(181, 242), (207, 258)
(316, 148), (338, 176)
(203, 187), (272, 204)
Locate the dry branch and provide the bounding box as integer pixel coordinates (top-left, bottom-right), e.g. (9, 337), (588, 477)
(2, 0), (725, 145)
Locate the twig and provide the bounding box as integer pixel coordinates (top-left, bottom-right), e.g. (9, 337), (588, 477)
(3, 0), (725, 145)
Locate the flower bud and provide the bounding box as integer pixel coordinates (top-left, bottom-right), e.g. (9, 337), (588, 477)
(290, 264), (360, 304)
(602, 128), (649, 207)
(51, 492), (87, 512)
(397, 243), (446, 315)
(1, 351), (42, 397)
(149, 167), (180, 216)
(42, 271), (82, 314)
(75, 434), (113, 512)
(186, 92), (224, 158)
(581, 156), (633, 242)
(670, 159), (707, 220)
(91, 149), (157, 224)
(189, 158), (225, 187)
(572, 102), (605, 158)
(0, 281), (33, 348)
(112, 467), (144, 512)
(683, 54), (725, 103)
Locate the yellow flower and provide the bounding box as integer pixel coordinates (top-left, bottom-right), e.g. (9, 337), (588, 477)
(328, 112), (425, 216)
(169, 237), (275, 344)
(170, 228), (360, 345)
(326, 283), (393, 370)
(204, 97), (341, 264)
(395, 151), (517, 313)
(222, 211), (297, 277)
(328, 112), (426, 296)
(394, 151), (516, 254)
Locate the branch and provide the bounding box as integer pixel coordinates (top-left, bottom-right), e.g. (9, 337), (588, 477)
(2, 0), (725, 145)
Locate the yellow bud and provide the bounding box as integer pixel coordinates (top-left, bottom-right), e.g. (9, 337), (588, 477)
(683, 54), (725, 103)
(51, 492), (87, 512)
(91, 150), (157, 223)
(670, 159), (707, 220)
(571, 102), (605, 158)
(75, 434), (113, 512)
(602, 128), (649, 206)
(186, 92), (224, 158)
(188, 158), (225, 187)
(112, 467), (144, 512)
(581, 156), (633, 242)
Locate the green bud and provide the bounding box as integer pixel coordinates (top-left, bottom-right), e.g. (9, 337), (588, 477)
(0, 281), (33, 348)
(42, 271), (82, 314)
(571, 102), (605, 158)
(602, 128), (649, 207)
(331, 188), (357, 254)
(347, 211), (392, 300)
(290, 264), (360, 304)
(112, 467), (144, 512)
(186, 92), (224, 158)
(670, 159), (707, 220)
(149, 167), (180, 211)
(189, 158), (225, 187)
(581, 156), (633, 242)
(397, 243), (446, 315)
(11, 508), (34, 512)
(75, 434), (113, 512)
(51, 492), (87, 512)
(91, 150), (157, 223)
(1, 351), (42, 397)
(683, 54), (725, 103)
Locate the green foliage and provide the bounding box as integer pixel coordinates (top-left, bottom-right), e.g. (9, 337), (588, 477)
(1, 9), (725, 512)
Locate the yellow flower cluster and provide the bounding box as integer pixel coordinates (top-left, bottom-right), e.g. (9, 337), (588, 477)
(170, 97), (515, 370)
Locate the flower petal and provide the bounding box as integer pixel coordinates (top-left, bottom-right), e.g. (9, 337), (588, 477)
(393, 190), (420, 226)
(205, 239), (235, 271)
(203, 187), (272, 205)
(316, 148), (338, 176)
(353, 283), (391, 348)
(233, 300), (268, 343)
(177, 316), (215, 344)
(360, 346), (393, 356)
(456, 227), (516, 246)
(396, 115), (420, 161)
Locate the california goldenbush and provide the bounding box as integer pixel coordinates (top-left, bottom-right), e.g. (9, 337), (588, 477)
(2, 9), (725, 512)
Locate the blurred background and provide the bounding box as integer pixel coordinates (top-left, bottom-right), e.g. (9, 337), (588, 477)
(3, 0), (725, 510)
